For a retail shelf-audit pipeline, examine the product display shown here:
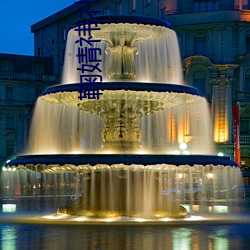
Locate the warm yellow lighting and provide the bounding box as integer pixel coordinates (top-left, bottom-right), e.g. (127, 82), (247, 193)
(135, 218), (147, 222)
(184, 215), (206, 221)
(178, 173), (183, 179)
(137, 149), (148, 154)
(179, 143), (187, 150)
(73, 217), (87, 222)
(191, 205), (200, 212)
(207, 173), (213, 179)
(43, 214), (69, 220)
(70, 150), (83, 154)
(103, 218), (115, 222)
(241, 12), (250, 22)
(160, 218), (171, 222)
(173, 150), (181, 155)
(214, 115), (229, 143)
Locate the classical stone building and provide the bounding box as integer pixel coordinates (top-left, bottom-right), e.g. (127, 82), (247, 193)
(30, 0), (250, 166)
(0, 54), (58, 165)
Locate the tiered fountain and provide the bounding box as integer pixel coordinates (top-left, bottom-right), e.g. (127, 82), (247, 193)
(4, 16), (241, 219)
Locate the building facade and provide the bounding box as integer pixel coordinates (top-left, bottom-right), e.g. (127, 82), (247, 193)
(0, 54), (58, 165)
(30, 0), (250, 166)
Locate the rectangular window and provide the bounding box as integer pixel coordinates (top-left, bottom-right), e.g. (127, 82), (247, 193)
(6, 115), (14, 129)
(246, 31), (250, 52)
(200, 2), (206, 11)
(245, 75), (250, 94)
(6, 86), (14, 101)
(117, 1), (123, 15)
(247, 37), (250, 52)
(144, 0), (150, 6)
(160, 8), (166, 19)
(241, 119), (249, 134)
(166, 0), (177, 14)
(31, 62), (45, 74)
(0, 59), (14, 72)
(131, 0), (136, 11)
(194, 78), (206, 95)
(103, 6), (110, 15)
(243, 0), (250, 10)
(193, 71), (206, 97)
(6, 141), (15, 156)
(193, 0), (219, 12)
(62, 28), (68, 42)
(194, 37), (206, 55)
(207, 1), (213, 10)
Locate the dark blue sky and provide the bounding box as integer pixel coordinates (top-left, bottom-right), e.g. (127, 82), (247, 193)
(0, 1), (74, 56)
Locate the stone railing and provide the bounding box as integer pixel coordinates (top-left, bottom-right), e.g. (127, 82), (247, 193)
(240, 135), (250, 144)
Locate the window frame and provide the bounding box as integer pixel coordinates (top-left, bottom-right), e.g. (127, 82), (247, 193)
(194, 32), (207, 56)
(244, 68), (250, 94)
(130, 0), (136, 12)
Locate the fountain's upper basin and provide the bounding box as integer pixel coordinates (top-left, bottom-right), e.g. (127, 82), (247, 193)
(5, 154), (238, 173)
(40, 82), (204, 109)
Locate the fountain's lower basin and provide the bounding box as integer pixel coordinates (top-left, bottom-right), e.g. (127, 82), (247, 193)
(5, 154), (239, 219)
(5, 154), (237, 172)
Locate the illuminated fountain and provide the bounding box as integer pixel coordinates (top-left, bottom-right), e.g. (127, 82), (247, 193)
(4, 16), (241, 220)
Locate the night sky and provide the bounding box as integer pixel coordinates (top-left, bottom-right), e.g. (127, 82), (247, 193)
(0, 0), (74, 56)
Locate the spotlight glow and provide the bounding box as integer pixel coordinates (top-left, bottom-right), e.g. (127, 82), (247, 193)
(179, 143), (187, 150)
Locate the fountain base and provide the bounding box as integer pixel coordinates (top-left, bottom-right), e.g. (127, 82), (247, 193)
(5, 154), (239, 220)
(57, 207), (188, 219)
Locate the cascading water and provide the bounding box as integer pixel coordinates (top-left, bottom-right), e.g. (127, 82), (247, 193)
(3, 16), (242, 219)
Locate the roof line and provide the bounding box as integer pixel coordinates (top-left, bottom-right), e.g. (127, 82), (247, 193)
(31, 3), (85, 33)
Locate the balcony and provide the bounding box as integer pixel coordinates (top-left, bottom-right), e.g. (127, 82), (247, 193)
(0, 71), (58, 82)
(241, 136), (250, 144)
(166, 10), (242, 26)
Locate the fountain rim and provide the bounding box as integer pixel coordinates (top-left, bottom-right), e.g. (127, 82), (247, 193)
(71, 15), (173, 30)
(5, 154), (238, 168)
(40, 82), (203, 97)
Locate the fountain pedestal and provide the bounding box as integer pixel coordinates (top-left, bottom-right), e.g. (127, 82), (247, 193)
(57, 169), (187, 219)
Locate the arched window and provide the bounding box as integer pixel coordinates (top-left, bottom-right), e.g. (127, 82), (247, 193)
(193, 71), (206, 96)
(194, 32), (207, 55)
(245, 68), (250, 94)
